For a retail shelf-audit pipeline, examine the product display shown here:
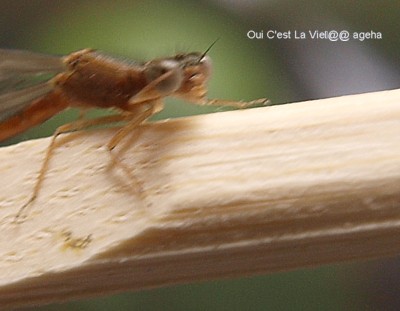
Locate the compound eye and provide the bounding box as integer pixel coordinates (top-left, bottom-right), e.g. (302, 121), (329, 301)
(144, 60), (183, 94)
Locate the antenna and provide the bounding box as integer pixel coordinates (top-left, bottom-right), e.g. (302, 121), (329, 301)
(198, 38), (220, 62)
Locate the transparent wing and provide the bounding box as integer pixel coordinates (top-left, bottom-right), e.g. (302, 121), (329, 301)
(0, 49), (65, 121)
(0, 49), (65, 76)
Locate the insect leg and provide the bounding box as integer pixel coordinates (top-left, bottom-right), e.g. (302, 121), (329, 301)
(106, 101), (162, 201)
(108, 101), (162, 150)
(198, 98), (270, 109)
(14, 113), (130, 222)
(128, 69), (176, 104)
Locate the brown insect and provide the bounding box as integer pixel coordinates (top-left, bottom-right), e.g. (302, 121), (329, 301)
(0, 46), (269, 221)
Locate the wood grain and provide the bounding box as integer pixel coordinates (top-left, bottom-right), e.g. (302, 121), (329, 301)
(0, 89), (399, 308)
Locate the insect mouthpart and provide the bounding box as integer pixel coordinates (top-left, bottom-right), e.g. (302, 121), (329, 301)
(186, 53), (212, 84)
(197, 54), (212, 81)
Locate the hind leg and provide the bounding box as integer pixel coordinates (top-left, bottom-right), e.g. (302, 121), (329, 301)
(14, 113), (131, 222)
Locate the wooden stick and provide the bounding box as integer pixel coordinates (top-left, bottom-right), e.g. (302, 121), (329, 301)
(0, 89), (399, 308)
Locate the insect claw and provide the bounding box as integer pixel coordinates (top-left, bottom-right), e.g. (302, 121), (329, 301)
(249, 98), (271, 106)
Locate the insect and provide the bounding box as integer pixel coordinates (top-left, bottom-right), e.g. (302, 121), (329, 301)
(0, 46), (269, 221)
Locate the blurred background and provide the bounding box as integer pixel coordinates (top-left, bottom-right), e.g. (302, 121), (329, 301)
(1, 0), (399, 310)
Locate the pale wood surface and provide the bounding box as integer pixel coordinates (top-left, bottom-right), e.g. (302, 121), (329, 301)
(0, 89), (399, 308)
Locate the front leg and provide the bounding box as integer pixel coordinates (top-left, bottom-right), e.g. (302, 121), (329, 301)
(106, 100), (163, 203)
(107, 100), (163, 150)
(200, 98), (270, 109)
